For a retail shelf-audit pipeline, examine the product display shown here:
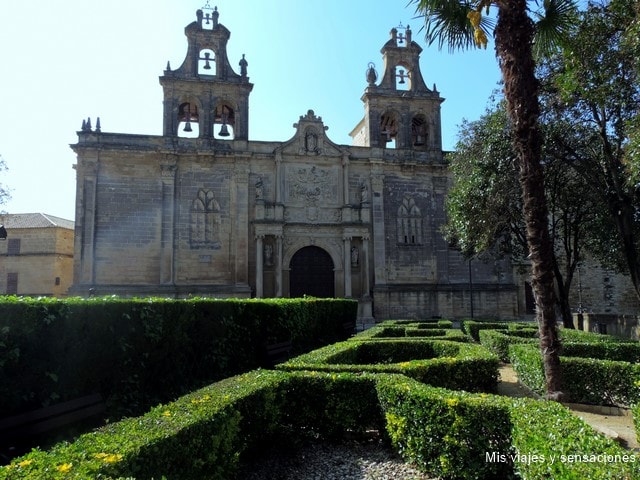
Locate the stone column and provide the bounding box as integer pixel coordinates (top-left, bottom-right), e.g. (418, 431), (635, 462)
(343, 236), (352, 298)
(275, 151), (283, 203)
(275, 234), (283, 297)
(371, 171), (387, 286)
(234, 161), (250, 287)
(342, 154), (349, 204)
(362, 234), (371, 297)
(76, 158), (98, 285)
(255, 234), (264, 298)
(160, 160), (177, 284)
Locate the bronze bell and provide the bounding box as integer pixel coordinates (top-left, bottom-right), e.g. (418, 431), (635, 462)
(218, 123), (230, 137)
(183, 121), (193, 132)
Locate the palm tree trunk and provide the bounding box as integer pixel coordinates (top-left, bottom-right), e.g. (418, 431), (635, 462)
(495, 0), (565, 400)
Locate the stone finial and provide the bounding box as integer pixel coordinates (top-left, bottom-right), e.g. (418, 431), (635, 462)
(86, 117), (92, 131)
(406, 25), (412, 44)
(95, 117), (101, 133)
(166, 61), (171, 72)
(81, 119), (87, 131)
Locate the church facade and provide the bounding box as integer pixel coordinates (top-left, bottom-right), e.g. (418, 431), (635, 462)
(70, 6), (518, 323)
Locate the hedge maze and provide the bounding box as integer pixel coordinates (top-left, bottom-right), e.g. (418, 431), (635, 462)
(1, 302), (639, 479)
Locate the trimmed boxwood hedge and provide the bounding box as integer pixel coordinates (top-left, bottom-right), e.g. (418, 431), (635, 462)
(509, 343), (640, 406)
(4, 370), (638, 480)
(378, 375), (640, 480)
(479, 329), (539, 361)
(462, 320), (534, 341)
(0, 296), (356, 420)
(277, 339), (499, 393)
(377, 375), (514, 479)
(378, 319), (454, 329)
(353, 325), (468, 342)
(480, 327), (636, 363)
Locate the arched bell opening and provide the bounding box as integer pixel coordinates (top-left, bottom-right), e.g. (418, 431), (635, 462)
(411, 114), (428, 148)
(198, 49), (216, 75)
(178, 101), (200, 138)
(395, 65), (410, 91)
(380, 111), (399, 149)
(213, 104), (235, 140)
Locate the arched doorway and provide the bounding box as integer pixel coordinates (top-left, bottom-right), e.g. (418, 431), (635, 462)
(289, 246), (335, 298)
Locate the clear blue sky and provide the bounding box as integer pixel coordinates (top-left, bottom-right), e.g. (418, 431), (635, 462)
(0, 1), (500, 220)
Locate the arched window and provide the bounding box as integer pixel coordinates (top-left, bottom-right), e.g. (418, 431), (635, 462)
(380, 111), (398, 149)
(178, 101), (199, 138)
(411, 114), (428, 147)
(395, 65), (410, 91)
(397, 195), (423, 245)
(198, 49), (216, 75)
(213, 104), (235, 140)
(190, 189), (221, 248)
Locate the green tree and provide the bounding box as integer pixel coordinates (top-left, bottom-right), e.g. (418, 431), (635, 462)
(413, 0), (577, 399)
(445, 101), (599, 329)
(0, 155), (10, 211)
(542, 0), (640, 299)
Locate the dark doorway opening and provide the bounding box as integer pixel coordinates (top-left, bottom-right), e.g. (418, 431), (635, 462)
(289, 246), (335, 298)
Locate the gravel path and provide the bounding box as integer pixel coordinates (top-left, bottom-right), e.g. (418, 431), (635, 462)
(236, 437), (436, 480)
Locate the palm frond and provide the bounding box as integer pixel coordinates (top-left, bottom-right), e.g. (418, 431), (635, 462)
(532, 0), (579, 59)
(411, 0), (494, 52)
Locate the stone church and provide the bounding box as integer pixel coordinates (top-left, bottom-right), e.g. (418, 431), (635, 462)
(70, 5), (519, 324)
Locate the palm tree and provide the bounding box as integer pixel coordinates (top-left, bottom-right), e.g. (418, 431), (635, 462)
(412, 0), (576, 400)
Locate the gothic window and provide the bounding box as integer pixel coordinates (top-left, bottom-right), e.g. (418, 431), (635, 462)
(397, 196), (423, 245)
(411, 114), (428, 147)
(178, 102), (199, 138)
(213, 104), (235, 139)
(198, 49), (216, 75)
(190, 189), (221, 249)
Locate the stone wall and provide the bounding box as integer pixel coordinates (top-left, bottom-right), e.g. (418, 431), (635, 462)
(0, 226), (73, 297)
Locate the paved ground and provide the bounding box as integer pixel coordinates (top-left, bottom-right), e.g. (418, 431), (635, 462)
(498, 364), (639, 450)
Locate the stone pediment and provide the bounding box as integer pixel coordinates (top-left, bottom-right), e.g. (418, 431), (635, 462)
(278, 110), (346, 157)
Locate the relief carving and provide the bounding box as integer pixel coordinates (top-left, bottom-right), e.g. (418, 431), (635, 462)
(286, 165), (337, 205)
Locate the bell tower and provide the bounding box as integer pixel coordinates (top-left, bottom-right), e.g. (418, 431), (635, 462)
(159, 3), (253, 140)
(350, 24), (444, 151)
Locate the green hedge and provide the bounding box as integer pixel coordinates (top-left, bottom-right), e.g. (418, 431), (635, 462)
(0, 370), (385, 480)
(462, 320), (536, 341)
(0, 296), (356, 420)
(479, 329), (539, 362)
(4, 369), (638, 480)
(560, 328), (637, 344)
(0, 370), (290, 479)
(377, 375), (639, 480)
(507, 395), (639, 479)
(353, 326), (467, 341)
(633, 403), (640, 443)
(562, 342), (640, 363)
(509, 344), (640, 406)
(377, 376), (514, 479)
(378, 319), (454, 329)
(278, 339), (499, 393)
(481, 328), (639, 364)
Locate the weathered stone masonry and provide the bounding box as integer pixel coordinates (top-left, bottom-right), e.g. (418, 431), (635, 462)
(70, 5), (519, 323)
